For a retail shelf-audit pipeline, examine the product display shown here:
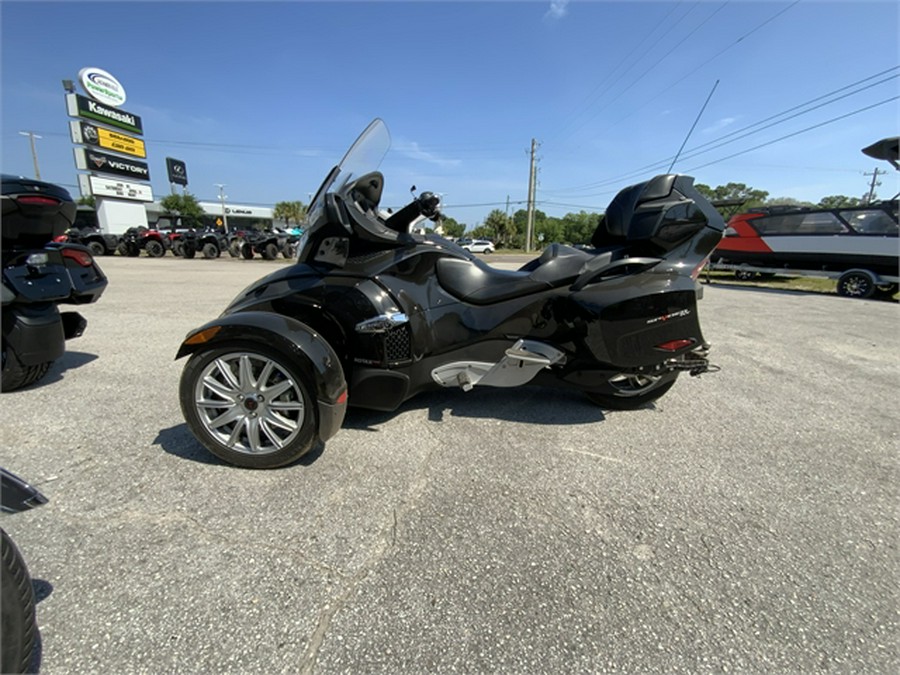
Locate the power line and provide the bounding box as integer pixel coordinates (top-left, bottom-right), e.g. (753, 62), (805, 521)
(557, 1), (730, 146)
(680, 96), (899, 172)
(550, 1), (699, 142)
(546, 96), (899, 199)
(544, 66), (899, 195)
(577, 0), (803, 147)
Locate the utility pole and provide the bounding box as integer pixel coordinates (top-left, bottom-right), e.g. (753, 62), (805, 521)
(525, 139), (537, 253)
(863, 168), (885, 205)
(215, 184), (229, 232)
(19, 131), (42, 180)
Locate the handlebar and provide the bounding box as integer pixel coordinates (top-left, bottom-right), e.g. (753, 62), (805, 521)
(417, 191), (441, 220)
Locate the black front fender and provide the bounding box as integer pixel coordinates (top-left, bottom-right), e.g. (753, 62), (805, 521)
(175, 312), (347, 439)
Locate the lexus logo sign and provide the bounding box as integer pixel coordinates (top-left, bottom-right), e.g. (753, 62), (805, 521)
(166, 157), (188, 186)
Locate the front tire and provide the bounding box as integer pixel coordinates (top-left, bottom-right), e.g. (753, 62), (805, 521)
(87, 240), (106, 257)
(144, 239), (165, 258)
(202, 243), (219, 259)
(117, 241), (140, 257)
(179, 343), (318, 468)
(586, 372), (678, 410)
(1, 529), (38, 674)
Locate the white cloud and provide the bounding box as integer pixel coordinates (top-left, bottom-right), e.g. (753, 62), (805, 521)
(545, 0), (570, 21)
(393, 140), (462, 169)
(703, 117), (737, 134)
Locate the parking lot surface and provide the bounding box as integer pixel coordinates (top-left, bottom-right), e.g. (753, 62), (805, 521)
(1, 255), (897, 673)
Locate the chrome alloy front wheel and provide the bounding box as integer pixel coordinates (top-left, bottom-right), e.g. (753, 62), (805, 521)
(194, 351), (305, 454)
(181, 344), (319, 468)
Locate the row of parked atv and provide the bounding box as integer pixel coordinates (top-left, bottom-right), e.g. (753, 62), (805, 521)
(58, 218), (302, 260)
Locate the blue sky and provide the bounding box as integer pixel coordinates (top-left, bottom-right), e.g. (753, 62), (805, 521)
(2, 0), (898, 227)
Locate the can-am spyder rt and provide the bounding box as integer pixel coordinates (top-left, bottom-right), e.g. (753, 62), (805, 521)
(176, 119), (724, 468)
(2, 174), (107, 392)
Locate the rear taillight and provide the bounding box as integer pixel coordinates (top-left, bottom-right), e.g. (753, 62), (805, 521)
(16, 195), (61, 206)
(691, 255), (711, 280)
(53, 235), (70, 243)
(61, 248), (94, 267)
(656, 338), (697, 352)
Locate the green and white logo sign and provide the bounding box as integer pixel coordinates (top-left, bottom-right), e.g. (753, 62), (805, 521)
(78, 67), (127, 108)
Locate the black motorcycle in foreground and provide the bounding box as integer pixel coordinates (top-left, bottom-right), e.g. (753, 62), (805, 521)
(2, 174), (108, 391)
(1, 468), (47, 674)
(176, 119), (724, 468)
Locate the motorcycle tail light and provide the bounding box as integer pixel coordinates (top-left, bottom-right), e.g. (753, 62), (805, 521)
(16, 195), (60, 206)
(691, 255), (711, 280)
(655, 338), (696, 352)
(61, 248), (94, 267)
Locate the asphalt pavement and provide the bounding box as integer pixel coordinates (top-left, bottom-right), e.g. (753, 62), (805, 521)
(0, 254), (897, 673)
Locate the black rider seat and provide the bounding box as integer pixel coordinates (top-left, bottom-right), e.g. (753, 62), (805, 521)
(435, 244), (607, 305)
(436, 257), (551, 305)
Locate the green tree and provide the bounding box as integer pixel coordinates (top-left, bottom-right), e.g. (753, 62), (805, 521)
(160, 192), (206, 225)
(76, 195), (95, 208)
(439, 216), (465, 240)
(766, 196), (816, 208)
(695, 182), (769, 218)
(273, 200), (307, 226)
(561, 211), (600, 245)
(482, 209), (517, 248)
(511, 208), (549, 249)
(817, 195), (862, 209)
(535, 216), (565, 247)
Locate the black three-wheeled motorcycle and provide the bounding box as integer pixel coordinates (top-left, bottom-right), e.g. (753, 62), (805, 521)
(176, 120), (724, 468)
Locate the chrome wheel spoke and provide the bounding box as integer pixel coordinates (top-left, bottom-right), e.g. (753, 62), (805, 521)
(197, 397), (234, 409)
(226, 417), (246, 448)
(259, 419), (284, 449)
(202, 375), (237, 402)
(258, 361), (275, 389)
(262, 378), (294, 399)
(238, 354), (255, 389)
(214, 359), (240, 390)
(246, 417), (263, 452)
(208, 406), (244, 430)
(264, 409), (298, 433)
(269, 400), (304, 412)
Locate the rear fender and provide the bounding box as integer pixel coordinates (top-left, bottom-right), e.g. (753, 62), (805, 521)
(175, 310), (347, 408)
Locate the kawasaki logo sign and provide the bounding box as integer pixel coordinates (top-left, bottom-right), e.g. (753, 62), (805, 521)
(74, 148), (150, 181)
(65, 93), (143, 135)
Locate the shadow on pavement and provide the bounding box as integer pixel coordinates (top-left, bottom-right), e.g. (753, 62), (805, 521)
(153, 423), (326, 467)
(344, 386), (607, 431)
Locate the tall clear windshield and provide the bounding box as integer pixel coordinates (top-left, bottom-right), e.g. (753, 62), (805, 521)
(306, 119), (391, 218)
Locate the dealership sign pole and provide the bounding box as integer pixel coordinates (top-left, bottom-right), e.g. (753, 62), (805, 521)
(66, 67), (152, 236)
